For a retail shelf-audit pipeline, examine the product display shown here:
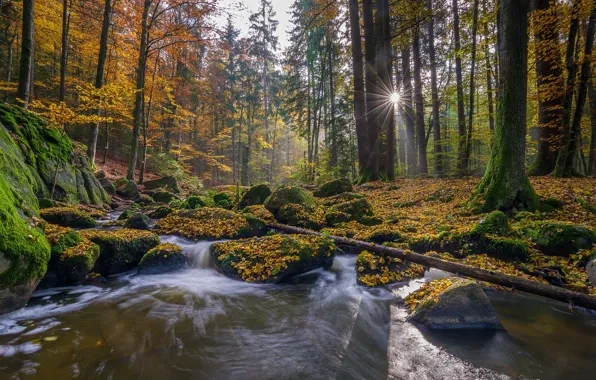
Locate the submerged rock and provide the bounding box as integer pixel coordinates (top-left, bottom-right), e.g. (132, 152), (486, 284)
(156, 208), (266, 240)
(314, 178), (353, 198)
(40, 207), (97, 228)
(138, 243), (186, 275)
(80, 229), (160, 276)
(211, 234), (336, 283)
(406, 278), (502, 330)
(239, 184), (272, 209)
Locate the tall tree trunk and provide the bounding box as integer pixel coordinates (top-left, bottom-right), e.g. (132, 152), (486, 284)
(394, 47), (406, 169)
(471, 0), (538, 212)
(127, 0), (151, 181)
(328, 41), (338, 170)
(348, 0), (369, 178)
(16, 0), (34, 108)
(401, 46), (416, 175)
(87, 0), (113, 165)
(378, 0), (394, 180)
(484, 0), (496, 135)
(529, 0), (564, 175)
(362, 0), (379, 181)
(412, 24), (427, 175)
(463, 0), (480, 174)
(453, 0), (467, 174)
(553, 0), (585, 177)
(59, 0), (72, 102)
(5, 36), (14, 102)
(589, 77), (596, 175)
(555, 3), (596, 177)
(139, 49), (160, 185)
(428, 0), (443, 177)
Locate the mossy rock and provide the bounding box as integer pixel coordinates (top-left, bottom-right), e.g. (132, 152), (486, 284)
(313, 178), (353, 198)
(239, 184), (272, 209)
(40, 207), (97, 228)
(326, 198), (374, 225)
(113, 177), (129, 189)
(485, 237), (530, 262)
(406, 278), (502, 329)
(118, 180), (140, 200)
(531, 222), (596, 256)
(213, 192), (234, 209)
(147, 206), (173, 219)
(186, 195), (207, 209)
(358, 216), (384, 226)
(152, 190), (177, 204)
(319, 192), (365, 207)
(539, 198), (564, 213)
(97, 176), (116, 195)
(124, 213), (152, 230)
(156, 208), (266, 240)
(138, 243), (186, 275)
(135, 194), (154, 205)
(38, 198), (55, 209)
(276, 204), (326, 230)
(325, 211), (351, 227)
(355, 251), (425, 287)
(211, 234), (336, 283)
(80, 229), (160, 276)
(356, 229), (402, 244)
(143, 176), (180, 193)
(470, 211), (510, 237)
(264, 186), (318, 217)
(118, 208), (136, 221)
(241, 205), (275, 223)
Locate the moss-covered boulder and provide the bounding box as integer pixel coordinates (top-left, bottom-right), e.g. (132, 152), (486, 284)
(405, 278), (502, 329)
(264, 186), (318, 216)
(0, 119), (51, 314)
(40, 224), (100, 288)
(241, 205), (275, 223)
(117, 208), (136, 221)
(326, 198), (374, 226)
(470, 211), (510, 236)
(113, 177), (128, 189)
(137, 243), (187, 275)
(147, 206), (174, 219)
(277, 204), (326, 230)
(356, 251), (425, 287)
(531, 222), (596, 256)
(38, 198), (55, 209)
(40, 207), (97, 228)
(143, 176), (180, 193)
(135, 193), (154, 205)
(213, 192), (234, 209)
(97, 176), (116, 195)
(124, 213), (152, 230)
(185, 195), (207, 210)
(356, 228), (403, 244)
(239, 184), (272, 209)
(0, 103), (109, 206)
(118, 180), (140, 200)
(156, 208), (266, 240)
(80, 229), (160, 276)
(314, 178), (353, 198)
(211, 234), (336, 283)
(319, 192), (365, 207)
(152, 190), (177, 203)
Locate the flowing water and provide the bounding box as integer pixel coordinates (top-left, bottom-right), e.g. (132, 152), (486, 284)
(1, 235), (595, 379)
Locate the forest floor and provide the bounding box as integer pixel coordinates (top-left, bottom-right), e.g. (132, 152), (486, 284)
(321, 177), (596, 293)
(95, 156), (160, 183)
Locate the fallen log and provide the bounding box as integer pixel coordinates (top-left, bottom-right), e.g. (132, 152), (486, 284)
(268, 223), (596, 311)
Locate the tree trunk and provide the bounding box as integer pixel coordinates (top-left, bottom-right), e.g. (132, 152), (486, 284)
(529, 0), (564, 175)
(412, 22), (427, 175)
(395, 48), (406, 169)
(348, 0), (369, 178)
(588, 77), (596, 175)
(87, 0), (113, 165)
(59, 0), (72, 102)
(5, 35), (14, 102)
(241, 144), (249, 186)
(401, 46), (416, 175)
(328, 41), (338, 170)
(139, 49), (160, 185)
(428, 0), (443, 177)
(470, 0), (539, 212)
(16, 0), (34, 108)
(555, 3), (596, 177)
(381, 0), (395, 180)
(453, 0), (467, 174)
(463, 0), (480, 174)
(484, 0), (496, 135)
(363, 0), (379, 181)
(127, 0), (151, 181)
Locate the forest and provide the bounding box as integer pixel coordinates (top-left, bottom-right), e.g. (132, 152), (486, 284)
(0, 0), (596, 378)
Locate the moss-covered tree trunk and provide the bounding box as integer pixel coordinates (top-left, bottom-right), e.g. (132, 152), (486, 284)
(470, 0), (539, 212)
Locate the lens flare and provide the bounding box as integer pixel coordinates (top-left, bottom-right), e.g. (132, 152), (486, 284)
(390, 92), (400, 104)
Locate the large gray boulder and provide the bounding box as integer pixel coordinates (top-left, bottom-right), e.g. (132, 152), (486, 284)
(407, 278), (502, 329)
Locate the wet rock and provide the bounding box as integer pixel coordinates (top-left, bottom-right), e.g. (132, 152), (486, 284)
(407, 278), (502, 329)
(80, 229), (160, 276)
(40, 207), (97, 228)
(156, 208), (266, 240)
(239, 184), (272, 209)
(314, 178), (353, 198)
(143, 176), (180, 193)
(124, 213), (152, 230)
(147, 206), (174, 219)
(138, 243), (186, 275)
(38, 198), (55, 209)
(211, 234), (336, 283)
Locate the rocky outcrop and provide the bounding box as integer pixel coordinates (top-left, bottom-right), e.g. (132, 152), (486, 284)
(406, 278), (502, 329)
(138, 243), (187, 275)
(211, 234), (336, 283)
(0, 102), (109, 206)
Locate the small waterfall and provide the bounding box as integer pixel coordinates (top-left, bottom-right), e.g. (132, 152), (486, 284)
(185, 241), (215, 269)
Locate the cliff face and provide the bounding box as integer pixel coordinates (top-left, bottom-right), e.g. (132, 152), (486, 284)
(0, 103), (110, 206)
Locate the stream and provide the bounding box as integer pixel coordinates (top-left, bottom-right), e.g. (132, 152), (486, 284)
(1, 234), (596, 379)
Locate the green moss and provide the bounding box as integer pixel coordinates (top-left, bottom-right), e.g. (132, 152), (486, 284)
(470, 211), (510, 237)
(485, 237), (529, 262)
(356, 229), (402, 244)
(38, 198), (55, 209)
(213, 192), (234, 209)
(148, 206), (174, 219)
(539, 198), (564, 212)
(138, 243), (186, 275)
(328, 198), (374, 222)
(264, 186), (318, 216)
(135, 194), (154, 205)
(113, 177), (129, 189)
(186, 195), (207, 209)
(40, 207), (97, 228)
(319, 192), (365, 207)
(313, 178), (353, 197)
(358, 216), (384, 226)
(277, 203), (325, 230)
(124, 213), (152, 230)
(152, 190), (177, 203)
(239, 184), (272, 208)
(530, 222), (596, 256)
(44, 224), (82, 257)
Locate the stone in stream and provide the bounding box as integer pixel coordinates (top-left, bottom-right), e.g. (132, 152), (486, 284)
(405, 278), (502, 329)
(80, 229), (160, 276)
(124, 213), (153, 230)
(138, 243), (187, 275)
(211, 234), (336, 283)
(40, 207), (97, 229)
